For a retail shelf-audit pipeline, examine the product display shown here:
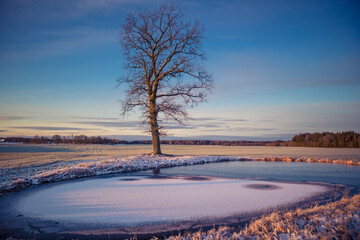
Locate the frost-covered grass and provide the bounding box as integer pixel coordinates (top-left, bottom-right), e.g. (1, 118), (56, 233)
(166, 194), (360, 240)
(0, 155), (240, 195)
(252, 156), (360, 166)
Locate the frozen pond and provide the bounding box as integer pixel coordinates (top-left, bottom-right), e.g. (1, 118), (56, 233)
(1, 150), (359, 239)
(15, 176), (327, 226)
(156, 161), (360, 187)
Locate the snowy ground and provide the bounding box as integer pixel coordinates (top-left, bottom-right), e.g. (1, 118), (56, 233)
(2, 145), (360, 170)
(1, 150), (359, 196)
(0, 155), (241, 195)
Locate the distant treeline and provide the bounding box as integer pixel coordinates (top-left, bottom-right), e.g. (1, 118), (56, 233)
(2, 135), (283, 146)
(290, 131), (360, 148)
(2, 135), (128, 145)
(1, 131), (359, 148)
(135, 140), (283, 146)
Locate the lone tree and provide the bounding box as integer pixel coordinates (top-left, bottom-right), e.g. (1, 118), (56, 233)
(118, 4), (214, 155)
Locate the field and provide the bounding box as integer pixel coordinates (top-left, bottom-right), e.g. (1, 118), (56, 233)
(1, 144), (360, 169)
(1, 144), (360, 194)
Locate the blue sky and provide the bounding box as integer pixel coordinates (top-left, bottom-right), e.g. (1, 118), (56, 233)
(0, 0), (359, 140)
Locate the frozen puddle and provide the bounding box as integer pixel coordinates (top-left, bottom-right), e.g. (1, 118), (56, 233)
(16, 175), (328, 227)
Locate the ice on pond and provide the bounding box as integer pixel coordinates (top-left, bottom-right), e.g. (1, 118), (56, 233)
(17, 175), (327, 226)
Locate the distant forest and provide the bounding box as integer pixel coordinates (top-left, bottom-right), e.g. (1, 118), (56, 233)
(1, 135), (281, 146)
(290, 131), (360, 148)
(1, 131), (359, 148)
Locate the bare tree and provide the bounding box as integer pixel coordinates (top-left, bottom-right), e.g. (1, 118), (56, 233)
(118, 4), (214, 155)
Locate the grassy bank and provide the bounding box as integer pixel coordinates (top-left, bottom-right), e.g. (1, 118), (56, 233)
(167, 194), (360, 239)
(252, 156), (360, 166)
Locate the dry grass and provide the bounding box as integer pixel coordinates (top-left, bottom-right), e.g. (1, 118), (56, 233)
(1, 144), (360, 170)
(166, 194), (360, 240)
(0, 144), (154, 169)
(253, 157), (360, 166)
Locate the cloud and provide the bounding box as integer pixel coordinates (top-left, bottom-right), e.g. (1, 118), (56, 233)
(191, 117), (247, 122)
(233, 127), (276, 131)
(190, 117), (219, 121)
(203, 127), (277, 132)
(260, 119), (276, 122)
(72, 117), (271, 132)
(1, 27), (117, 61)
(154, 118), (250, 131)
(74, 119), (225, 130)
(0, 116), (31, 121)
(73, 121), (141, 128)
(75, 0), (155, 12)
(210, 49), (360, 99)
(70, 116), (120, 121)
(1, 0), (160, 23)
(10, 126), (87, 131)
(222, 119), (248, 122)
(161, 120), (221, 129)
(162, 125), (197, 130)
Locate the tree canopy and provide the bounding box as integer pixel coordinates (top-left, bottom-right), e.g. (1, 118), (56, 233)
(117, 4), (213, 154)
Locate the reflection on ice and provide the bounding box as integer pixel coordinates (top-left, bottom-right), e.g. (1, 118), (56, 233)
(18, 176), (327, 226)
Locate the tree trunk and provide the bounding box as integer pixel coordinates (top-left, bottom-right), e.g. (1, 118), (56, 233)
(150, 122), (161, 154)
(149, 98), (161, 155)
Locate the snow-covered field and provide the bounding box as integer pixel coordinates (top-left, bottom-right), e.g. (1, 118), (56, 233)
(2, 144), (360, 169)
(1, 144), (360, 195)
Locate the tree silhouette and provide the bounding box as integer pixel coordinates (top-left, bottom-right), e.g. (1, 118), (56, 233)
(118, 4), (213, 154)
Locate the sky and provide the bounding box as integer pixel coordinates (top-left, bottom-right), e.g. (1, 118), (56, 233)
(0, 0), (359, 141)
